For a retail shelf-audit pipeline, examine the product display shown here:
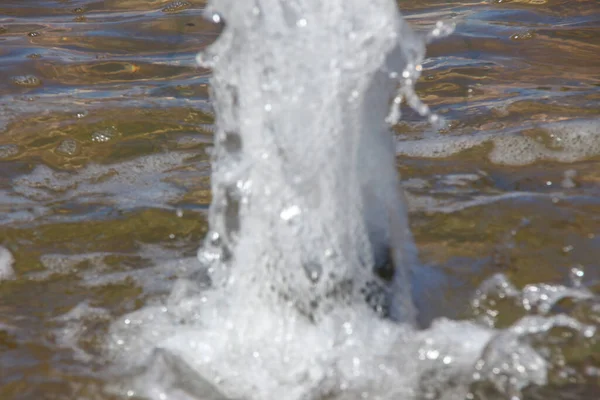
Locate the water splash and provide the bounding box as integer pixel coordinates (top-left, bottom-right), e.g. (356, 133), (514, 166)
(105, 1), (598, 399)
(192, 0), (452, 326)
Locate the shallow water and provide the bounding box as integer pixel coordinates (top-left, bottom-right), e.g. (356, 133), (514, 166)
(0, 0), (599, 399)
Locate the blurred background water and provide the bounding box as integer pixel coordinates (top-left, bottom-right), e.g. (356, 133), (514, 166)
(0, 0), (598, 398)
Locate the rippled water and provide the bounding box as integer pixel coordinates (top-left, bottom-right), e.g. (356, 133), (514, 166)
(0, 0), (599, 399)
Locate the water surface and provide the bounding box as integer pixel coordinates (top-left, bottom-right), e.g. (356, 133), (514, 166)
(0, 0), (599, 399)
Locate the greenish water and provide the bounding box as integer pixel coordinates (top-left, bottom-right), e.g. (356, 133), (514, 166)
(0, 0), (599, 398)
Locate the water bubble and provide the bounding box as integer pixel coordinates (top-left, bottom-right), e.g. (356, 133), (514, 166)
(91, 127), (116, 143)
(0, 144), (19, 159)
(304, 262), (322, 283)
(569, 266), (584, 287)
(55, 138), (80, 156)
(426, 349), (440, 360)
(561, 169), (577, 188)
(11, 75), (42, 88)
(510, 31), (535, 41)
(198, 248), (221, 264)
(209, 231), (221, 246)
(426, 20), (456, 42)
(196, 51), (219, 68)
(162, 1), (191, 13)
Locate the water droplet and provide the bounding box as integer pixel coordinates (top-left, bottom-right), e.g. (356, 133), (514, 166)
(212, 12), (222, 23)
(583, 326), (595, 338)
(280, 205), (301, 221)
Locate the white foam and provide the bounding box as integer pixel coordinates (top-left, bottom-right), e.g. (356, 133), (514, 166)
(0, 246), (15, 281)
(397, 119), (600, 165)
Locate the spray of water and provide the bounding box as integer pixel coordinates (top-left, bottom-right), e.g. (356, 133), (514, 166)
(105, 1), (599, 399)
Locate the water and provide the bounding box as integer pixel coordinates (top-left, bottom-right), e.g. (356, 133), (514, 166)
(105, 1), (598, 399)
(0, 1), (599, 399)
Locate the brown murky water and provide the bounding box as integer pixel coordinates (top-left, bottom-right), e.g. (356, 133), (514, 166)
(0, 0), (599, 399)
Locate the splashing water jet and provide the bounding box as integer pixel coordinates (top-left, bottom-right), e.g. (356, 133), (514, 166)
(105, 1), (599, 400)
(195, 0), (454, 326)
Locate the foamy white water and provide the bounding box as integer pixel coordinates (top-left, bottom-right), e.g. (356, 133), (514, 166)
(105, 1), (599, 399)
(0, 246), (15, 281)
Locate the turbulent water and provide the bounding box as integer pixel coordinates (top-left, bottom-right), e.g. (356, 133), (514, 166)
(105, 1), (599, 399)
(0, 0), (599, 399)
